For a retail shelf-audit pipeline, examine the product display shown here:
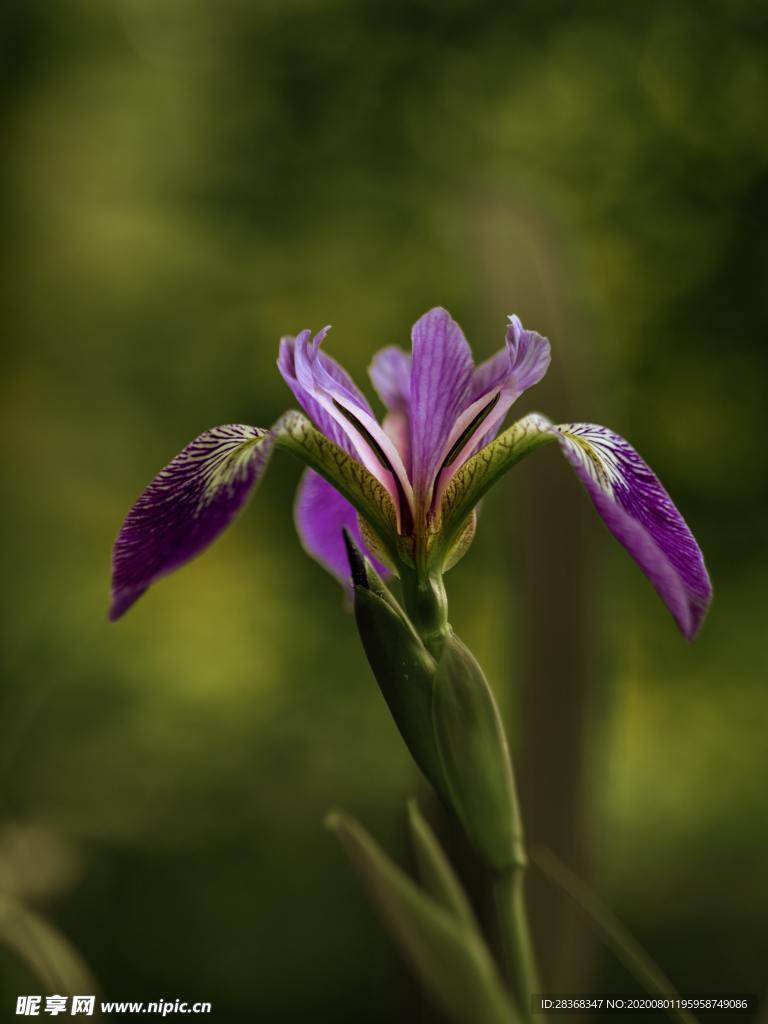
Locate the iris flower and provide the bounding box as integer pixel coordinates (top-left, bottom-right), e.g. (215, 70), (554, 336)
(110, 307), (711, 638)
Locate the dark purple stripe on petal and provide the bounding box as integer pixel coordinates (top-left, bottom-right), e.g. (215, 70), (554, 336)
(278, 332), (364, 456)
(466, 316), (552, 455)
(279, 328), (413, 522)
(555, 423), (712, 638)
(431, 317), (552, 508)
(294, 469), (389, 583)
(110, 424), (272, 620)
(409, 308), (474, 503)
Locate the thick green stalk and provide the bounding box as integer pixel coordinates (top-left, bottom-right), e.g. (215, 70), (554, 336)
(399, 570), (451, 656)
(400, 569), (542, 1017)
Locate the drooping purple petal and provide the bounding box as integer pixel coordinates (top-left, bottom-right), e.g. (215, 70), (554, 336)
(294, 469), (389, 582)
(279, 327), (413, 525)
(409, 308), (474, 504)
(110, 425), (272, 620)
(554, 422), (712, 638)
(369, 346), (413, 473)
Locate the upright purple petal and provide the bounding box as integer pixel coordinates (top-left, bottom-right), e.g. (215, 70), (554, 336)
(470, 347), (513, 401)
(278, 329), (364, 456)
(369, 346), (413, 473)
(369, 346), (412, 412)
(463, 315), (551, 454)
(295, 470), (389, 582)
(501, 315), (551, 396)
(554, 422), (712, 638)
(409, 308), (474, 503)
(110, 425), (273, 619)
(279, 327), (413, 525)
(431, 316), (551, 508)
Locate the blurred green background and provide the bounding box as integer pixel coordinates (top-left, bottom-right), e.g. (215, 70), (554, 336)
(2, 0), (766, 1019)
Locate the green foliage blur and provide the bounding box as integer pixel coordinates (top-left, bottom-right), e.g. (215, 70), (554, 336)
(2, 0), (766, 1018)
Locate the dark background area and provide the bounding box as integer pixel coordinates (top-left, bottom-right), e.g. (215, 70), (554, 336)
(1, 0), (766, 1020)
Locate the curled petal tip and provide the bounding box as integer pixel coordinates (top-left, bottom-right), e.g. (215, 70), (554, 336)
(311, 325), (332, 352)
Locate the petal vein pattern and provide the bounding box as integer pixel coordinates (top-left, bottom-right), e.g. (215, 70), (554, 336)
(437, 413), (711, 637)
(279, 329), (413, 528)
(432, 317), (551, 505)
(554, 422), (712, 638)
(272, 410), (399, 549)
(409, 308), (474, 505)
(110, 425), (272, 620)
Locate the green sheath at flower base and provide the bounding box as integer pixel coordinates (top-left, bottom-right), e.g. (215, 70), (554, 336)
(345, 534), (525, 873)
(431, 635), (526, 874)
(343, 532), (444, 790)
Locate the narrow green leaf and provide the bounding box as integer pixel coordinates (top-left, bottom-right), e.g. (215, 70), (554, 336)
(437, 414), (555, 560)
(534, 849), (697, 1024)
(406, 800), (479, 934)
(0, 893), (100, 1000)
(274, 410), (399, 559)
(327, 812), (518, 1024)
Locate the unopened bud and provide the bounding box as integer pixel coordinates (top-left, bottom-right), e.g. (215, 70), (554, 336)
(431, 635), (525, 873)
(344, 532), (444, 790)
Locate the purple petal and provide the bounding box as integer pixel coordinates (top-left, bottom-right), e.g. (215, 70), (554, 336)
(369, 346), (413, 474)
(280, 327), (413, 526)
(409, 308), (474, 503)
(278, 329), (364, 456)
(110, 425), (272, 620)
(294, 469), (390, 582)
(464, 315), (551, 454)
(470, 347), (513, 401)
(432, 316), (551, 508)
(369, 346), (412, 412)
(500, 315), (552, 395)
(554, 423), (712, 638)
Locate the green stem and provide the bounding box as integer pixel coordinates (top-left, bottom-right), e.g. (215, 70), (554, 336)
(491, 867), (541, 1021)
(399, 570), (450, 656)
(400, 568), (542, 1017)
